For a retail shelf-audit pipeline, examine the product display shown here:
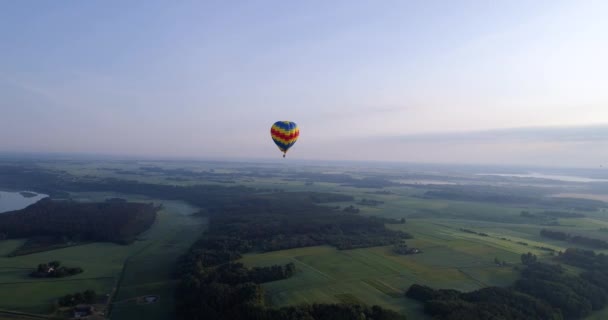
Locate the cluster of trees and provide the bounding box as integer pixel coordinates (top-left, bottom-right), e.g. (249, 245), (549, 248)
(521, 211), (584, 220)
(57, 290), (96, 307)
(247, 304), (406, 320)
(193, 192), (410, 253)
(459, 228), (489, 237)
(138, 165), (241, 183)
(176, 236), (405, 319)
(342, 205), (360, 213)
(358, 198), (384, 206)
(0, 165), (408, 319)
(539, 211), (585, 218)
(176, 191), (409, 319)
(406, 284), (560, 320)
(31, 261), (83, 278)
(0, 165), (71, 197)
(386, 218), (406, 224)
(540, 229), (608, 249)
(198, 263), (297, 285)
(281, 172), (403, 189)
(393, 243), (421, 255)
(341, 177), (401, 189)
(493, 257), (509, 267)
(175, 193), (412, 271)
(408, 250), (608, 319)
(0, 199), (158, 245)
(421, 185), (604, 211)
(559, 247), (608, 273)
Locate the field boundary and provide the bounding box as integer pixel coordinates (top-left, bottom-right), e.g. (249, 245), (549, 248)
(0, 276), (114, 286)
(0, 309), (49, 320)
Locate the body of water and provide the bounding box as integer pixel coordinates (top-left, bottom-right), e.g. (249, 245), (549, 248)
(0, 191), (48, 213)
(478, 173), (608, 183)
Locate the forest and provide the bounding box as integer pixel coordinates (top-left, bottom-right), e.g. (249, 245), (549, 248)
(57, 290), (97, 307)
(540, 229), (608, 249)
(175, 191), (410, 320)
(421, 185), (605, 211)
(0, 198), (158, 245)
(407, 249), (608, 320)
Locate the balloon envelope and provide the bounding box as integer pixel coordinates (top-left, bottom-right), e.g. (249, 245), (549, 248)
(270, 121), (299, 156)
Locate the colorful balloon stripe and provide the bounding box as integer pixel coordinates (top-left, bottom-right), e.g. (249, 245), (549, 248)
(271, 121), (299, 156)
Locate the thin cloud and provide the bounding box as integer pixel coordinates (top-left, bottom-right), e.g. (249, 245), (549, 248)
(381, 125), (608, 144)
(320, 105), (413, 119)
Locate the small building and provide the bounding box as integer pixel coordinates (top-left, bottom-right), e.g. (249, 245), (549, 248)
(73, 304), (94, 318)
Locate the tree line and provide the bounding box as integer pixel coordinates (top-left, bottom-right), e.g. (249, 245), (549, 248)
(31, 261), (83, 278)
(407, 249), (608, 320)
(540, 229), (608, 249)
(57, 290), (96, 307)
(175, 192), (409, 319)
(0, 199), (158, 245)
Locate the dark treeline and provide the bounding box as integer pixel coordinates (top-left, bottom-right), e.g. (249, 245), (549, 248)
(358, 198), (384, 206)
(406, 284), (560, 320)
(520, 211), (584, 226)
(0, 199), (158, 245)
(393, 243), (421, 255)
(58, 290), (96, 307)
(139, 166), (241, 183)
(0, 165), (358, 212)
(31, 261), (83, 278)
(0, 165), (73, 197)
(1, 164), (407, 318)
(408, 249), (608, 320)
(421, 185), (604, 211)
(176, 192), (409, 320)
(0, 164), (258, 206)
(201, 194), (410, 252)
(190, 262), (297, 285)
(540, 211), (585, 218)
(540, 229), (608, 249)
(284, 172), (401, 189)
(460, 228), (489, 237)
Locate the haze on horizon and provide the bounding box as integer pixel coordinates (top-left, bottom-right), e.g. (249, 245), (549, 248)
(1, 1), (607, 167)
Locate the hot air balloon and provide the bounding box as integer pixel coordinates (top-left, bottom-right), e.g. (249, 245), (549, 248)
(270, 121), (299, 158)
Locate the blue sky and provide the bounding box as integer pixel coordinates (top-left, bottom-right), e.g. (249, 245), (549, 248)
(1, 1), (607, 166)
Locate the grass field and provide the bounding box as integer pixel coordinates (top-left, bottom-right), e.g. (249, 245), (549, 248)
(7, 161), (608, 319)
(109, 202), (205, 320)
(239, 218), (535, 319)
(252, 181), (608, 320)
(0, 196), (203, 319)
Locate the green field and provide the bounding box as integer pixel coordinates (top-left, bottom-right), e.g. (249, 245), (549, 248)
(239, 218), (538, 319)
(238, 195), (608, 320)
(0, 196), (203, 319)
(109, 203), (205, 320)
(4, 160), (608, 319)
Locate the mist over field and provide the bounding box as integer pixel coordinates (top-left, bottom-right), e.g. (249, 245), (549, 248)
(1, 1), (607, 166)
(2, 1), (608, 320)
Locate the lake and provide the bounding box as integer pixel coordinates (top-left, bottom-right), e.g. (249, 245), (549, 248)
(478, 173), (608, 183)
(0, 191), (48, 213)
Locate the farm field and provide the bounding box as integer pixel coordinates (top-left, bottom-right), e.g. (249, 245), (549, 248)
(0, 196), (203, 319)
(109, 203), (204, 320)
(3, 160), (608, 319)
(239, 218), (539, 319)
(240, 202), (608, 320)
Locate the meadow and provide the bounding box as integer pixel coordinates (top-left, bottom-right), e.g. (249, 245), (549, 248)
(2, 160), (608, 319)
(239, 218), (530, 319)
(0, 193), (203, 320)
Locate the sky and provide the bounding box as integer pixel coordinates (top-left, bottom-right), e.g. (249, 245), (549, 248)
(1, 0), (607, 167)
